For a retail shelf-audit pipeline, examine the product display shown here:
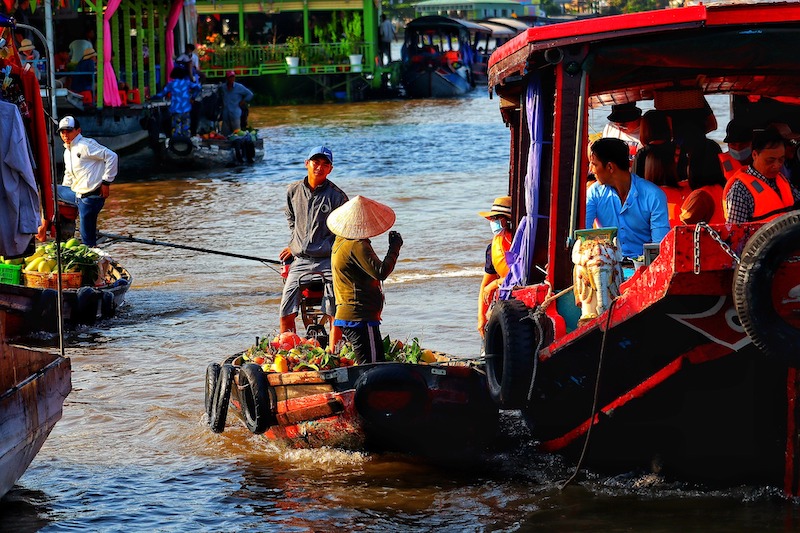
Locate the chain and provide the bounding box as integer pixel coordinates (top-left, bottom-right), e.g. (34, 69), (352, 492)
(693, 222), (741, 274)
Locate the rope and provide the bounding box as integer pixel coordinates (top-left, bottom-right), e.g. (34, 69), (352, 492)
(559, 296), (618, 490)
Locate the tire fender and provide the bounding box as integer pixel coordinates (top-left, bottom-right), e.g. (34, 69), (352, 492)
(100, 291), (116, 319)
(75, 286), (100, 325)
(205, 363), (221, 420)
(238, 363), (277, 434)
(209, 363), (234, 433)
(734, 211), (800, 367)
(353, 365), (428, 427)
(484, 298), (537, 409)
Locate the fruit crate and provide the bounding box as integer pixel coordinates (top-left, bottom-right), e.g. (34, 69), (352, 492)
(0, 263), (21, 285)
(23, 270), (83, 289)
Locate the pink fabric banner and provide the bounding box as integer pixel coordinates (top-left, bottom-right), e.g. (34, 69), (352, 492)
(166, 1), (185, 73)
(102, 0), (123, 106)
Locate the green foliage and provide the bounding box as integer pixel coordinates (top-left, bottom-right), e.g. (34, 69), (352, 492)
(341, 12), (362, 57)
(284, 36), (305, 58)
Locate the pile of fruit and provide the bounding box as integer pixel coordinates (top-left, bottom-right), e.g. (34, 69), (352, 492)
(242, 332), (439, 374)
(242, 331), (357, 373)
(22, 239), (99, 278)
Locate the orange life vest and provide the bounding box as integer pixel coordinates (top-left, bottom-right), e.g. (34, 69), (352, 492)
(722, 168), (795, 222)
(718, 152), (745, 181)
(698, 184), (726, 224)
(491, 229), (512, 278)
(663, 183), (690, 227)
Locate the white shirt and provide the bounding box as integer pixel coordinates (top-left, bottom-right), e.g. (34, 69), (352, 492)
(62, 133), (118, 195)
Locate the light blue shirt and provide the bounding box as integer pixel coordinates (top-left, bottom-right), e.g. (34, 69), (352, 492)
(585, 173), (670, 258)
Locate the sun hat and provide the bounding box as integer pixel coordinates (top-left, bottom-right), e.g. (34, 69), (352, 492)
(18, 39), (34, 52)
(723, 119), (753, 143)
(58, 115), (80, 131)
(607, 102), (642, 123)
(225, 70), (236, 77)
(478, 196), (512, 219)
(769, 122), (800, 141)
(326, 195), (396, 239)
(82, 47), (97, 60)
(307, 145), (333, 164)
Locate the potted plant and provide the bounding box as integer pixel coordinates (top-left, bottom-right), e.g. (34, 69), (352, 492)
(341, 13), (363, 72)
(284, 36), (304, 74)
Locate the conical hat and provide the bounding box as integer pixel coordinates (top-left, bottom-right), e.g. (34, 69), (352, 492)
(327, 195), (396, 239)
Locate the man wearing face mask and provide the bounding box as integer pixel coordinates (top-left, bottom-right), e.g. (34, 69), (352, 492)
(477, 196), (513, 337)
(718, 119), (753, 181)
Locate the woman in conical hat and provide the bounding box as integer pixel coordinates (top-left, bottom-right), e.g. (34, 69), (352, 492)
(326, 195), (404, 363)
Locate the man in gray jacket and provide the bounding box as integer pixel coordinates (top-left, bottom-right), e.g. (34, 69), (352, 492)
(278, 146), (348, 335)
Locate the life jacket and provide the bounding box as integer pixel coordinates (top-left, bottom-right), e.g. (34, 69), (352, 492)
(718, 152), (745, 181)
(491, 229), (512, 278)
(662, 183), (690, 227)
(722, 168), (795, 222)
(698, 184), (726, 224)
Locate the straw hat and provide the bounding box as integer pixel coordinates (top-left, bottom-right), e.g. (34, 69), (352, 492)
(327, 195), (396, 239)
(82, 47), (97, 60)
(478, 196), (512, 219)
(19, 39), (34, 52)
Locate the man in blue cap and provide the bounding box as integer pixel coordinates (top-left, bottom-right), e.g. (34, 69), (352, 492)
(278, 146), (348, 337)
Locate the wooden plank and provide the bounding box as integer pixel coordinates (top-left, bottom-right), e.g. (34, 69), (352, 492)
(273, 383), (334, 402)
(277, 390), (342, 414)
(267, 371), (328, 386)
(276, 399), (344, 425)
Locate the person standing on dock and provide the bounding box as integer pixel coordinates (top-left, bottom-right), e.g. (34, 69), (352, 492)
(56, 116), (118, 248)
(218, 71), (253, 136)
(379, 14), (397, 65)
(279, 146), (348, 337)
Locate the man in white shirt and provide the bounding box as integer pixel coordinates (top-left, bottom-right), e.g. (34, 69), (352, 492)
(56, 116), (118, 247)
(601, 102), (643, 159)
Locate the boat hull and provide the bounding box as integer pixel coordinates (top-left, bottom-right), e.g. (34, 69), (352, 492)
(401, 68), (473, 98)
(224, 358), (499, 457)
(0, 332), (71, 498)
(156, 136), (265, 169)
(0, 260), (132, 335)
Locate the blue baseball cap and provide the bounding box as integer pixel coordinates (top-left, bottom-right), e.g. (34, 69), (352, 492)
(306, 145), (333, 164)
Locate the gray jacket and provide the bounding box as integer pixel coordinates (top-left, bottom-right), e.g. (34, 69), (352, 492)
(286, 178), (348, 258)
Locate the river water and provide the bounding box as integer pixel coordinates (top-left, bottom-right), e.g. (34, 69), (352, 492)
(1, 92), (798, 532)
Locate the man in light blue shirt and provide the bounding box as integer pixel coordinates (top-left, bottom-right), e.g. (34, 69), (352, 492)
(586, 137), (670, 258)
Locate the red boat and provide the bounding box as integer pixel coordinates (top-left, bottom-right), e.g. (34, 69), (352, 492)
(485, 1), (800, 494)
(207, 354), (499, 458)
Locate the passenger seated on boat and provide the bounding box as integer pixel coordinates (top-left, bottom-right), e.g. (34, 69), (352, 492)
(477, 196), (513, 337)
(586, 138), (670, 260)
(680, 144), (726, 224)
(724, 126), (800, 223)
(602, 103), (643, 159)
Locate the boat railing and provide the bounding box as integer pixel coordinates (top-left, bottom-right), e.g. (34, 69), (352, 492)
(200, 42), (373, 78)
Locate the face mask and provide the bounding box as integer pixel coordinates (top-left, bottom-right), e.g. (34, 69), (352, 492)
(490, 219), (504, 235)
(728, 146), (752, 162)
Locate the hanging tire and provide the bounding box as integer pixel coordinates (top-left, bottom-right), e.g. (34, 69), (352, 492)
(484, 298), (537, 410)
(733, 211), (800, 367)
(238, 363), (276, 434)
(100, 291), (116, 319)
(205, 363), (221, 419)
(75, 286), (100, 325)
(354, 365), (428, 428)
(168, 135), (193, 156)
(209, 363), (234, 433)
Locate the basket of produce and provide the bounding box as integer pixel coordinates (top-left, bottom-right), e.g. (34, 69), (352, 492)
(23, 270), (83, 289)
(21, 238), (100, 289)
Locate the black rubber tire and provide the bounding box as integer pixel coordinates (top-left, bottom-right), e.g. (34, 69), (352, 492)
(238, 363), (276, 434)
(75, 286), (99, 325)
(353, 365), (428, 428)
(205, 363), (221, 419)
(168, 135), (193, 156)
(484, 298), (537, 410)
(100, 291), (116, 319)
(733, 211), (800, 367)
(209, 363), (234, 433)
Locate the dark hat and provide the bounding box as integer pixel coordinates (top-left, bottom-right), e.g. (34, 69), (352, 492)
(607, 102), (642, 123)
(723, 119), (752, 143)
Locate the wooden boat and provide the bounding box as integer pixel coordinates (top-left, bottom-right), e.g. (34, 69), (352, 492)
(0, 259), (132, 333)
(486, 1), (800, 494)
(155, 133), (265, 169)
(207, 353), (499, 457)
(0, 304), (71, 498)
(400, 16), (490, 98)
